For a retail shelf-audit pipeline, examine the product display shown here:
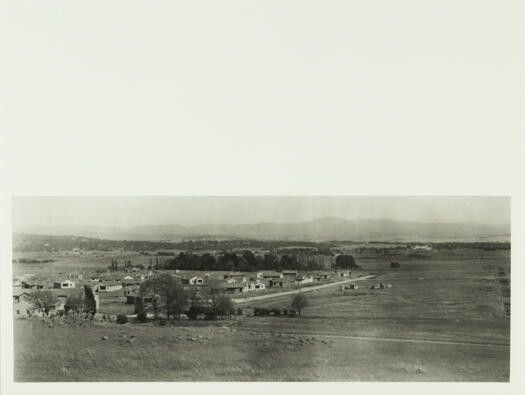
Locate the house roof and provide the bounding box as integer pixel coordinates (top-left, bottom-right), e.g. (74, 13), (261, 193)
(13, 290), (31, 298)
(263, 272), (282, 276)
(99, 281), (122, 287)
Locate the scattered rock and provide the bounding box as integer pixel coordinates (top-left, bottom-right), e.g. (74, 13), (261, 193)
(60, 367), (69, 376)
(102, 336), (108, 340)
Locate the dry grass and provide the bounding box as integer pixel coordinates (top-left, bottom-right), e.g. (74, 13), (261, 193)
(13, 248), (510, 381)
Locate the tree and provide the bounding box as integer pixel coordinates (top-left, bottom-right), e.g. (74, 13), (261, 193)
(290, 293), (309, 316)
(64, 293), (83, 313)
(140, 273), (189, 320)
(335, 254), (357, 269)
(208, 293), (235, 320)
(186, 290), (204, 320)
(28, 290), (58, 315)
(83, 285), (97, 315)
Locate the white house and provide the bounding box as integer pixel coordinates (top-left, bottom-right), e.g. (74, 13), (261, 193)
(54, 279), (76, 289)
(94, 281), (122, 292)
(184, 276), (204, 285)
(412, 245), (432, 251)
(263, 272), (283, 280)
(295, 276), (314, 285)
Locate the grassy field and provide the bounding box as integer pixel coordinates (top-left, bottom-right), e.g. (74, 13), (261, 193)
(13, 248), (510, 381)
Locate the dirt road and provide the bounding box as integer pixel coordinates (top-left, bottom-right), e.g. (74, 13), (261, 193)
(232, 275), (375, 304)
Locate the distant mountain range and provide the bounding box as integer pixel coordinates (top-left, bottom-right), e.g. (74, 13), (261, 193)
(14, 217), (511, 242)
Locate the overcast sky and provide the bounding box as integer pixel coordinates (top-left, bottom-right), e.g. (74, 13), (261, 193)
(12, 196), (510, 228)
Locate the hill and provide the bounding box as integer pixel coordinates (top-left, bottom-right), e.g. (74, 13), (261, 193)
(14, 217), (510, 242)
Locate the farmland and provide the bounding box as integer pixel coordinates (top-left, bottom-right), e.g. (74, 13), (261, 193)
(12, 246), (510, 381)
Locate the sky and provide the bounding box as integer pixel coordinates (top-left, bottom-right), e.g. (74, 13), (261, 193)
(12, 196), (510, 228)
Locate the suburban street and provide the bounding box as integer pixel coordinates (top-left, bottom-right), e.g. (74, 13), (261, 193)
(232, 275), (375, 304)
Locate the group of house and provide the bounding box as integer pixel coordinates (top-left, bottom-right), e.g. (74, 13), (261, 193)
(13, 287), (100, 318)
(220, 269), (351, 294)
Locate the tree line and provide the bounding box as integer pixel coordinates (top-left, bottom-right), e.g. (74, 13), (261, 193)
(156, 251), (357, 271)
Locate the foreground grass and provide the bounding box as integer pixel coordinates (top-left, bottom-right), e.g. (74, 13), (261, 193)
(14, 318), (509, 382)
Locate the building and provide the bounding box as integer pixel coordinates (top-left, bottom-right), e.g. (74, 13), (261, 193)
(13, 291), (36, 317)
(224, 273), (246, 280)
(412, 245), (432, 251)
(282, 270), (298, 277)
(336, 270), (350, 277)
(54, 279), (76, 289)
(224, 284), (245, 294)
(295, 276), (314, 285)
(316, 273), (331, 280)
(183, 276), (204, 285)
(252, 281), (265, 291)
(270, 278), (293, 287)
(263, 272), (283, 280)
(94, 281), (122, 292)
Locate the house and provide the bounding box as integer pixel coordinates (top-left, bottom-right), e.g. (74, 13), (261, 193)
(255, 272), (264, 279)
(252, 281), (265, 291)
(270, 278), (293, 287)
(316, 273), (330, 280)
(295, 276), (314, 285)
(183, 276), (204, 285)
(336, 270), (350, 277)
(412, 245), (432, 251)
(224, 284), (245, 294)
(282, 270), (298, 277)
(263, 272), (283, 280)
(54, 279), (76, 289)
(123, 280), (141, 287)
(90, 277), (100, 282)
(123, 275), (134, 281)
(94, 281), (122, 292)
(346, 284), (359, 290)
(13, 291), (37, 317)
(224, 273), (246, 280)
(13, 282), (23, 291)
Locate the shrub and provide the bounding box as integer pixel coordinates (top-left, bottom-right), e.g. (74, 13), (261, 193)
(116, 314), (129, 324)
(236, 307), (243, 316)
(158, 318), (167, 326)
(271, 308), (281, 316)
(136, 311), (148, 323)
(186, 305), (202, 320)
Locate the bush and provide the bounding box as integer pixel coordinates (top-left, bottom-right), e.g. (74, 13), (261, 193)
(158, 318), (167, 326)
(236, 307), (243, 316)
(116, 314), (129, 324)
(186, 305), (202, 320)
(136, 311), (148, 323)
(271, 308), (281, 316)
